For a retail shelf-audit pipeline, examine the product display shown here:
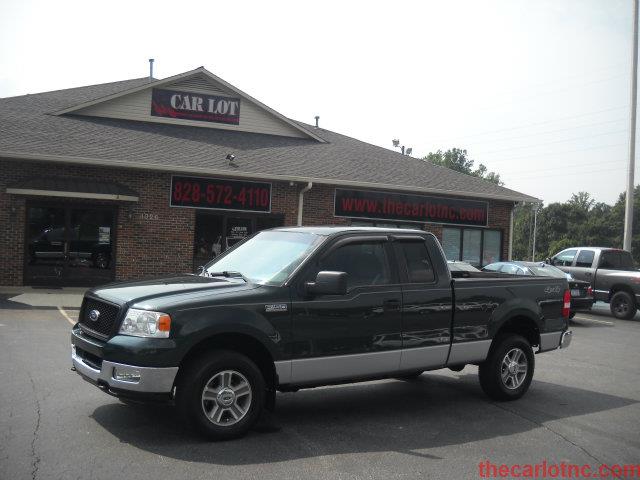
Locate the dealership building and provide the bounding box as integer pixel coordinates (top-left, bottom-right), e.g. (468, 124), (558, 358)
(0, 66), (538, 286)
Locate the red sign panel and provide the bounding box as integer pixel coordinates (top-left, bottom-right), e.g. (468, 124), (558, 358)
(170, 176), (271, 213)
(334, 188), (488, 226)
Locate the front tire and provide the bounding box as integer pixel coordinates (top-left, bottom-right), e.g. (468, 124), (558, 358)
(479, 334), (534, 401)
(610, 291), (637, 320)
(176, 350), (265, 440)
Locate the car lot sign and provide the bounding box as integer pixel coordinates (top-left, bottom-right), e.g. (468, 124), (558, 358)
(334, 188), (488, 226)
(151, 88), (241, 125)
(171, 176), (271, 213)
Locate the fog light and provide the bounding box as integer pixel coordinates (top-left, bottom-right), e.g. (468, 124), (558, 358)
(113, 367), (141, 383)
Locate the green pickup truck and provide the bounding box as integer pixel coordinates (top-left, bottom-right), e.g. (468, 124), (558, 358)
(71, 227), (572, 439)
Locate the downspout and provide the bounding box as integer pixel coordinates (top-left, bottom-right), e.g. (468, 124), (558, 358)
(297, 182), (313, 226)
(508, 203), (516, 260)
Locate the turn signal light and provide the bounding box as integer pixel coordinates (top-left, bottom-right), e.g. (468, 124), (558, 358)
(562, 290), (571, 318)
(587, 286), (593, 297)
(158, 314), (171, 332)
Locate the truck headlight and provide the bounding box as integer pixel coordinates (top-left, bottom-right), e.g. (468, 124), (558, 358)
(119, 309), (171, 338)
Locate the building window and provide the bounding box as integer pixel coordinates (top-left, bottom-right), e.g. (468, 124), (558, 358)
(482, 230), (502, 265)
(442, 227), (502, 267)
(442, 228), (461, 261)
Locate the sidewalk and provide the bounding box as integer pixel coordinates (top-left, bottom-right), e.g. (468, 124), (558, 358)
(0, 286), (88, 309)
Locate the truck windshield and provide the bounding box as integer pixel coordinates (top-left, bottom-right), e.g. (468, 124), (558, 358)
(203, 231), (323, 286)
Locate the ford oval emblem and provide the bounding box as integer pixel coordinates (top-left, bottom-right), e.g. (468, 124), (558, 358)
(88, 309), (100, 322)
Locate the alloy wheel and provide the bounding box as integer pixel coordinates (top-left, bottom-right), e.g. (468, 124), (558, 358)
(201, 370), (253, 426)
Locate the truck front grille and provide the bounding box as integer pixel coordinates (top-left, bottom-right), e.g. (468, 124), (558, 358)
(79, 298), (121, 339)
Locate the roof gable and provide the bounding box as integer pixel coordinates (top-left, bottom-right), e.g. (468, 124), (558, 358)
(52, 67), (325, 142)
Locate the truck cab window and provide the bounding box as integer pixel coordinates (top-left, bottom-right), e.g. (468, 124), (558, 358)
(398, 241), (435, 283)
(575, 250), (595, 268)
(554, 249), (577, 267)
(320, 242), (391, 289)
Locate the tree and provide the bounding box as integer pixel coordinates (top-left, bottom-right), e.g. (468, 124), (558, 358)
(424, 148), (503, 185)
(512, 186), (640, 264)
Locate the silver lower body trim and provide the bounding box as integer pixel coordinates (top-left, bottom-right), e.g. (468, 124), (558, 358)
(288, 350), (401, 385)
(400, 344), (450, 370)
(274, 360), (292, 385)
(71, 346), (178, 393)
(539, 331), (563, 352)
(447, 340), (492, 365)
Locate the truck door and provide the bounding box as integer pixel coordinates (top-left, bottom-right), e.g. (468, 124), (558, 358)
(393, 236), (453, 371)
(570, 249), (596, 283)
(289, 236), (403, 384)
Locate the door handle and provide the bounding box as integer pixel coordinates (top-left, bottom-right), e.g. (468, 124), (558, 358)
(585, 272), (592, 277)
(383, 299), (401, 311)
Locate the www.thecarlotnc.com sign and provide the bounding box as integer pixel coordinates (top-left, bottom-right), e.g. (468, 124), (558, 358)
(151, 88), (241, 125)
(334, 188), (488, 226)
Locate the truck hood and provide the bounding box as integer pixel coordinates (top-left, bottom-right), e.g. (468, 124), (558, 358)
(88, 275), (256, 306)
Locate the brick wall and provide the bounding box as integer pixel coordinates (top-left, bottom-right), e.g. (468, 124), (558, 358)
(0, 158), (513, 286)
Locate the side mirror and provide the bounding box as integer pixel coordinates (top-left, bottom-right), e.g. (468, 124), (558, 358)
(546, 257), (553, 265)
(195, 265), (205, 275)
(305, 271), (348, 296)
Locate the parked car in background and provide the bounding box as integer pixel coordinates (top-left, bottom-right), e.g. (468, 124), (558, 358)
(548, 247), (640, 319)
(447, 260), (481, 277)
(482, 261), (594, 318)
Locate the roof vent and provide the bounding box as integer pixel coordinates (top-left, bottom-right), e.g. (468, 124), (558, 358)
(149, 59), (154, 82)
(314, 115), (320, 128)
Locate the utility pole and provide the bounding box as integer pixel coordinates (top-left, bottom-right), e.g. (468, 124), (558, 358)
(624, 0), (639, 251)
(532, 203), (539, 262)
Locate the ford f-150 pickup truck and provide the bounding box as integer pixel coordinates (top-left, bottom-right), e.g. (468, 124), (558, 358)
(71, 227), (573, 440)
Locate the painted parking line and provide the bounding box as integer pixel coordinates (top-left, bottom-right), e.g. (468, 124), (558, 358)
(572, 315), (614, 326)
(57, 307), (78, 326)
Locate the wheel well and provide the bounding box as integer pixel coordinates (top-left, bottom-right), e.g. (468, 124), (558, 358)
(608, 284), (635, 302)
(176, 333), (276, 390)
(495, 316), (540, 348)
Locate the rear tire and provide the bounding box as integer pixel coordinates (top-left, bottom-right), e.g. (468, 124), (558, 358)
(610, 291), (636, 320)
(479, 334), (534, 401)
(176, 350), (265, 440)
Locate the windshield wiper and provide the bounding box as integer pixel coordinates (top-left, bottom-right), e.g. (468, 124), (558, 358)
(205, 270), (249, 283)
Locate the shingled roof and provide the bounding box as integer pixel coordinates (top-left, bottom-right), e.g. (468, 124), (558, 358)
(0, 75), (539, 203)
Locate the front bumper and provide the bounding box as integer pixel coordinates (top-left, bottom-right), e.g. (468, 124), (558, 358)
(72, 345), (178, 396)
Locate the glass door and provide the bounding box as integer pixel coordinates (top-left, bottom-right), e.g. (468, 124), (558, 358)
(25, 204), (116, 286)
(25, 206), (67, 284)
(66, 207), (115, 285)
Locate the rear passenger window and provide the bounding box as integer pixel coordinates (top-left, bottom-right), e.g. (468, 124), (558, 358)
(320, 242), (391, 289)
(555, 249), (577, 267)
(599, 251), (633, 270)
(399, 241), (435, 283)
(575, 250), (595, 268)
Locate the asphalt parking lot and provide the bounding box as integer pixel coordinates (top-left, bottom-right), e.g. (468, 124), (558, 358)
(1, 294), (639, 480)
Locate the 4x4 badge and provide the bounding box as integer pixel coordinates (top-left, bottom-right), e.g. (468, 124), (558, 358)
(265, 304), (287, 313)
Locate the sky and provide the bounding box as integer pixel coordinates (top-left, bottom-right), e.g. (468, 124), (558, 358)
(0, 0), (634, 205)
